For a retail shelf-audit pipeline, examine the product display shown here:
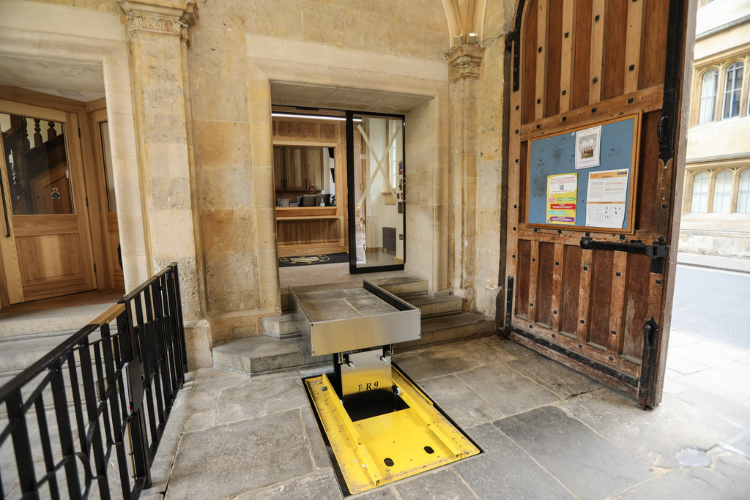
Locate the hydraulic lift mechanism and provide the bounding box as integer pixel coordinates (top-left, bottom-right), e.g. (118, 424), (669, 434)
(291, 281), (480, 495)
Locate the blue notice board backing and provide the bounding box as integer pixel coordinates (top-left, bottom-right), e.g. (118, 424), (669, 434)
(526, 114), (640, 233)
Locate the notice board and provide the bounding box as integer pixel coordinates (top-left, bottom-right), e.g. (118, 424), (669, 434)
(526, 114), (640, 234)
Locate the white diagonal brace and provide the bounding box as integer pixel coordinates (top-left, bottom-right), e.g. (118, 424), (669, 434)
(357, 124), (400, 207)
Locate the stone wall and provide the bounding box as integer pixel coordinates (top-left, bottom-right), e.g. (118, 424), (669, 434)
(1, 0), (519, 365)
(188, 0), (455, 342)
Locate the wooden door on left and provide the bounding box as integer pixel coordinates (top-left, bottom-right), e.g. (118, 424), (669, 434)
(0, 100), (96, 303)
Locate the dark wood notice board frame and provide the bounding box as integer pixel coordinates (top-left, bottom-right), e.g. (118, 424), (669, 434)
(525, 113), (642, 235)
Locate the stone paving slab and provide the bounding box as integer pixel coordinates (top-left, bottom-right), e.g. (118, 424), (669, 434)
(216, 375), (309, 425)
(559, 388), (742, 468)
(418, 374), (503, 428)
(675, 388), (750, 431)
(456, 364), (561, 417)
(392, 468), (478, 499)
(495, 406), (654, 500)
(235, 470), (341, 500)
(666, 353), (710, 375)
(455, 423), (574, 500)
(393, 337), (516, 381)
(505, 353), (603, 398)
(165, 409), (315, 500)
(687, 451), (750, 499)
(138, 337), (750, 500)
(619, 469), (720, 500)
(675, 363), (750, 404)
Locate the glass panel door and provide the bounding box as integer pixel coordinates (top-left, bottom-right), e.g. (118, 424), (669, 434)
(348, 113), (405, 272)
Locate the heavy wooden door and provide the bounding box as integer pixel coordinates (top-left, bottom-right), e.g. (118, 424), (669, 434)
(504, 0), (691, 408)
(0, 100), (96, 303)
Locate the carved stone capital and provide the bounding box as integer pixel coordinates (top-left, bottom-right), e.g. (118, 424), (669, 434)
(448, 45), (485, 83)
(118, 0), (198, 45)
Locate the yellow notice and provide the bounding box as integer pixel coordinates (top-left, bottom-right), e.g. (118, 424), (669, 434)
(546, 173), (577, 225)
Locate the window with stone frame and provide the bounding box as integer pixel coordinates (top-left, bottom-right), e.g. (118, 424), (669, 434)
(691, 172), (710, 213)
(723, 62), (744, 119)
(699, 69), (719, 124)
(712, 171), (733, 213)
(738, 170), (750, 213)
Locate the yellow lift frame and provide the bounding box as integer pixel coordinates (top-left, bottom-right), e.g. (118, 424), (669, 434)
(305, 366), (481, 495)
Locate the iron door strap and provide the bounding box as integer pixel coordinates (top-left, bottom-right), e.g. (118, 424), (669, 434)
(580, 236), (670, 274)
(638, 316), (660, 409)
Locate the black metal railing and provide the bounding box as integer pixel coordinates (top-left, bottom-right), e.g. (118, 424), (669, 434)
(0, 263), (188, 499)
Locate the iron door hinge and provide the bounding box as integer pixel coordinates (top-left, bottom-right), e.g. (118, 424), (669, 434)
(86, 197), (89, 207)
(78, 128), (81, 138)
(93, 263), (97, 273)
(580, 237), (670, 274)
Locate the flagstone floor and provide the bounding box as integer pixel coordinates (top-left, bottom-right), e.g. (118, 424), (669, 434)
(142, 333), (750, 500)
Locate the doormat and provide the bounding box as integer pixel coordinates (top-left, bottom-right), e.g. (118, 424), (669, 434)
(279, 252), (349, 267)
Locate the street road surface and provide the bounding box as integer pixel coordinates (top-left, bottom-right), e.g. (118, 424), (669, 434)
(671, 265), (750, 350)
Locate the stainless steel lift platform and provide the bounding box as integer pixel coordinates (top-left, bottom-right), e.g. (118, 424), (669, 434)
(292, 281), (480, 495)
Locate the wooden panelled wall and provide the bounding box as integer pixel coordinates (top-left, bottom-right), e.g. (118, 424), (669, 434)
(273, 116), (349, 257)
(506, 0), (681, 404)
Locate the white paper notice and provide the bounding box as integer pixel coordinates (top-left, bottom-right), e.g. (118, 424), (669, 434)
(575, 125), (602, 169)
(586, 169), (629, 228)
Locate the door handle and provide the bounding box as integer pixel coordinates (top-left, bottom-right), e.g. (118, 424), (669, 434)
(0, 171), (9, 237)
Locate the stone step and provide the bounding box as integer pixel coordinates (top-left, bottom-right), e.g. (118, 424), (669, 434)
(367, 276), (429, 296)
(395, 312), (497, 350)
(0, 303), (115, 339)
(212, 336), (330, 376)
(401, 294), (463, 318)
(261, 314), (301, 340)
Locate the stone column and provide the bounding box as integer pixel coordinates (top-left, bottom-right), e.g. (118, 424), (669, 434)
(449, 44), (484, 310)
(118, 0), (211, 369)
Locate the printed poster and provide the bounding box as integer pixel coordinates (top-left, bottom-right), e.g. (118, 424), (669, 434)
(546, 173), (577, 225)
(575, 125), (601, 169)
(586, 169), (629, 228)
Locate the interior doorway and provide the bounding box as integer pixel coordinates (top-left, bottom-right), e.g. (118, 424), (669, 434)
(348, 112), (406, 273)
(0, 86), (125, 310)
(0, 100), (97, 304)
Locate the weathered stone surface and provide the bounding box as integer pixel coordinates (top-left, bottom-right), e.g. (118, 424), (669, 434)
(165, 409), (314, 500)
(163, 389), (217, 436)
(688, 451), (750, 499)
(676, 387), (750, 430)
(354, 487), (399, 499)
(667, 353), (710, 375)
(496, 406), (653, 500)
(560, 389), (740, 468)
(393, 468), (478, 499)
(300, 406), (332, 471)
(235, 470), (341, 499)
(454, 423), (575, 500)
(620, 470), (720, 500)
(192, 367), (252, 393)
(216, 375), (308, 424)
(506, 353), (603, 398)
(494, 339), (536, 358)
(456, 363), (560, 416)
(393, 337), (516, 381)
(213, 336), (299, 374)
(419, 374), (503, 427)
